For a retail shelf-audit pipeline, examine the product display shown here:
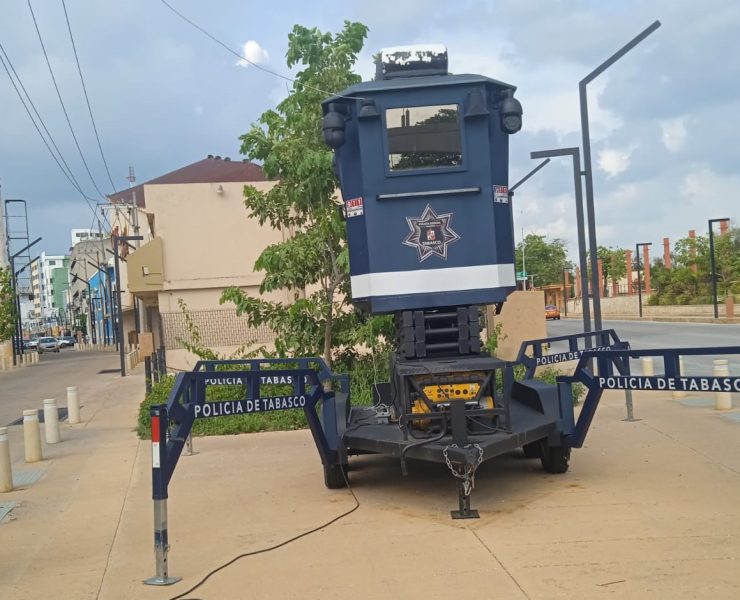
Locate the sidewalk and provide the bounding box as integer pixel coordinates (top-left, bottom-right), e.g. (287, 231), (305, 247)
(2, 372), (740, 599)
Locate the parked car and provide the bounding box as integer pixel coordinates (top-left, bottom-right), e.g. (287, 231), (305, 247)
(24, 338), (39, 349)
(545, 304), (561, 320)
(58, 336), (77, 348)
(37, 337), (60, 353)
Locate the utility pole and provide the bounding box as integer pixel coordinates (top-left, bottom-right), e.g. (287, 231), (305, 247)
(112, 234), (142, 376)
(521, 228), (527, 291)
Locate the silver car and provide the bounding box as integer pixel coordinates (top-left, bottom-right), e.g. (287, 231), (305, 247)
(37, 337), (60, 353)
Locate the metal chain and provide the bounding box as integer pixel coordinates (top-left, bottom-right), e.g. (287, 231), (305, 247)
(442, 443), (484, 497)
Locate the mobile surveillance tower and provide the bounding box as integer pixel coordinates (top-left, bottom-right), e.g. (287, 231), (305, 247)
(320, 46), (571, 516)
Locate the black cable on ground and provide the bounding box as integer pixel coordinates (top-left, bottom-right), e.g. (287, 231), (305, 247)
(168, 468), (359, 600)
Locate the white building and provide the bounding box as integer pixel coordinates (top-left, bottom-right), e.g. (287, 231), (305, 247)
(30, 252), (69, 328)
(70, 229), (105, 248)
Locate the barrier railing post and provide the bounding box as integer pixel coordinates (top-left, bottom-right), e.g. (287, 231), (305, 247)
(144, 357), (153, 395)
(713, 359), (732, 410)
(185, 433), (197, 456)
(23, 410), (42, 463)
(144, 405), (181, 586)
(672, 356), (687, 400)
(67, 387), (80, 424)
(641, 356), (654, 376)
(43, 399), (61, 444)
(0, 427), (13, 492)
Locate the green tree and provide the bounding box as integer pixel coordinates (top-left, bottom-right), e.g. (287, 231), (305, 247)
(220, 21), (394, 368)
(596, 246), (627, 294)
(0, 267), (16, 342)
(515, 234), (569, 287)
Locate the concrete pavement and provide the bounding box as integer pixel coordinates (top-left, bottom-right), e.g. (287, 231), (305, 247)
(2, 366), (740, 599)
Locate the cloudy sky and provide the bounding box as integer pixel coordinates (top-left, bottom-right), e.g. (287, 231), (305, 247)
(0, 0), (737, 261)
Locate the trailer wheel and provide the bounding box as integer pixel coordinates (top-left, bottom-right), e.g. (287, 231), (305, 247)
(323, 463), (348, 489)
(540, 445), (570, 474)
(522, 442), (541, 459)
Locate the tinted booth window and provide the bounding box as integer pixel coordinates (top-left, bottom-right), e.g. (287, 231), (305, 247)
(386, 104), (462, 171)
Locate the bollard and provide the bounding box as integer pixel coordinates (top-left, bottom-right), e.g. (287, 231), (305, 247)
(713, 359), (732, 410)
(67, 386), (80, 424)
(0, 427), (12, 492)
(144, 405), (181, 586)
(23, 410), (42, 463)
(0, 357), (6, 371)
(145, 357), (153, 394)
(641, 356), (654, 376)
(43, 399), (61, 444)
(672, 356), (687, 399)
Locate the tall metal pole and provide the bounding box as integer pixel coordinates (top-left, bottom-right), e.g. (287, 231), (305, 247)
(708, 218), (729, 319)
(635, 245), (643, 318)
(709, 222), (718, 319)
(114, 239), (126, 376)
(112, 235), (143, 376)
(521, 229), (527, 291)
(635, 242), (651, 318)
(580, 20), (661, 331)
(508, 159), (551, 294)
(530, 148), (591, 343)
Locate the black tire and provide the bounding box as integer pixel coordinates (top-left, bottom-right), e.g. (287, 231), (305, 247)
(323, 463), (348, 489)
(522, 442), (541, 459)
(540, 444), (570, 474)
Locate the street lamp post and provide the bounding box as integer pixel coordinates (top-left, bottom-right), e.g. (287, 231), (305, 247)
(531, 148), (592, 343)
(509, 159), (551, 293)
(708, 218), (730, 319)
(580, 20), (661, 331)
(635, 242), (652, 318)
(562, 267), (570, 317)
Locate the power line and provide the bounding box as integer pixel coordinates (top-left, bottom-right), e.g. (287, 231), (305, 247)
(27, 0), (108, 200)
(157, 0), (365, 101)
(0, 41), (111, 231)
(61, 0), (116, 192)
(0, 42), (87, 198)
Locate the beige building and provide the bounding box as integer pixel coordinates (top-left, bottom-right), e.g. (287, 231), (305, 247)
(109, 156), (289, 370)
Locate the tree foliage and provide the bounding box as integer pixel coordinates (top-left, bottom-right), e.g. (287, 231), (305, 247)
(220, 21), (394, 368)
(515, 234), (569, 286)
(0, 267), (16, 342)
(649, 226), (740, 304)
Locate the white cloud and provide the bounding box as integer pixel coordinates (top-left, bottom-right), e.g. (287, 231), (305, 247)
(598, 144), (637, 177)
(680, 165), (740, 207)
(236, 40), (269, 68)
(660, 116), (687, 152)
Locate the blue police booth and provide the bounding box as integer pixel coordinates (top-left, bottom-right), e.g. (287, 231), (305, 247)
(322, 45), (523, 315)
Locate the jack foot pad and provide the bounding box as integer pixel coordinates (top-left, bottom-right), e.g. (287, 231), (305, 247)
(451, 509), (479, 519)
(143, 575), (182, 586)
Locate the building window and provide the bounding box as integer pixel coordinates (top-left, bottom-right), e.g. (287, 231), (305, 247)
(386, 104), (462, 171)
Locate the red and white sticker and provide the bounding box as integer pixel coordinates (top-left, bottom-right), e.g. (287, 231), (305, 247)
(493, 185), (509, 204)
(345, 197), (364, 217)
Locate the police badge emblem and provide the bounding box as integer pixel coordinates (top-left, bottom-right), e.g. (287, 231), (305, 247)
(402, 204), (461, 262)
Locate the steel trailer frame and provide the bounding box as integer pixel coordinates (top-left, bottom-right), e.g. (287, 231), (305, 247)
(144, 335), (740, 584)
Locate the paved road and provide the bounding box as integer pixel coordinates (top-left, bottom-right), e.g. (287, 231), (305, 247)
(0, 349), (121, 427)
(548, 318), (740, 375)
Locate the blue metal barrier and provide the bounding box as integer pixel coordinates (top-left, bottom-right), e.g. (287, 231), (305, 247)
(145, 357), (349, 586)
(516, 329), (630, 379)
(559, 345), (740, 448)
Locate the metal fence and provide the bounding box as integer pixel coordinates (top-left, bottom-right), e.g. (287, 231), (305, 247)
(160, 309), (274, 350)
